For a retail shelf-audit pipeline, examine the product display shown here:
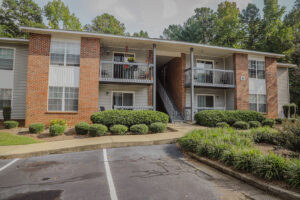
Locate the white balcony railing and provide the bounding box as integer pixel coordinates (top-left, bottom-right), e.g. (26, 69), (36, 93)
(185, 68), (235, 88)
(100, 61), (153, 84)
(113, 105), (153, 110)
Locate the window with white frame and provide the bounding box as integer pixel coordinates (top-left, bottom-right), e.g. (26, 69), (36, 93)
(197, 95), (214, 112)
(50, 41), (80, 67)
(112, 92), (134, 109)
(250, 94), (266, 113)
(0, 88), (12, 111)
(248, 60), (265, 79)
(48, 86), (78, 111)
(0, 48), (14, 70)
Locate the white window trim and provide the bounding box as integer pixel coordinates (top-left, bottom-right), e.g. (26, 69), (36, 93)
(196, 94), (215, 108)
(111, 91), (135, 109)
(0, 88), (13, 112)
(248, 60), (265, 79)
(0, 46), (15, 71)
(195, 59), (215, 69)
(250, 94), (267, 113)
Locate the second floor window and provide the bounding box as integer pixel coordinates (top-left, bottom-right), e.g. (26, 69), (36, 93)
(50, 41), (80, 67)
(0, 48), (14, 70)
(248, 60), (265, 79)
(0, 88), (12, 111)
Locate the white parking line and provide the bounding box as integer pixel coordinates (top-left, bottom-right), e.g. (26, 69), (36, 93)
(0, 159), (19, 172)
(103, 149), (118, 200)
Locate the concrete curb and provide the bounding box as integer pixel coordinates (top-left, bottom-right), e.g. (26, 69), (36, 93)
(185, 152), (300, 200)
(0, 138), (178, 159)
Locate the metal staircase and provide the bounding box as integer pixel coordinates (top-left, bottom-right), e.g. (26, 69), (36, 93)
(157, 80), (184, 123)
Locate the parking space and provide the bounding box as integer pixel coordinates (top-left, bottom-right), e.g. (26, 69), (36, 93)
(0, 144), (281, 200)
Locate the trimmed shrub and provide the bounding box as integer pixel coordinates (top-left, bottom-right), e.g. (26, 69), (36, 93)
(4, 121), (19, 129)
(290, 103), (298, 118)
(251, 127), (281, 145)
(249, 121), (261, 128)
(29, 123), (45, 133)
(232, 121), (250, 130)
(75, 122), (90, 135)
(262, 119), (275, 127)
(150, 122), (167, 133)
(216, 122), (230, 128)
(90, 110), (169, 127)
(110, 125), (128, 135)
(283, 104), (290, 118)
(89, 124), (108, 137)
(49, 124), (65, 136)
(194, 110), (265, 127)
(130, 124), (149, 134)
(280, 120), (300, 151)
(50, 119), (67, 127)
(3, 106), (11, 121)
(275, 118), (283, 124)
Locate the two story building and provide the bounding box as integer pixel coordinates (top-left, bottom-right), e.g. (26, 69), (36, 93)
(0, 27), (296, 126)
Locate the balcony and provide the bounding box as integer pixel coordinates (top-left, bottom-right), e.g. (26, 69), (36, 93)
(100, 61), (153, 84)
(185, 68), (235, 88)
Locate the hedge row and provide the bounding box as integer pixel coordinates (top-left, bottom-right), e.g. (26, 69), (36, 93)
(194, 110), (265, 127)
(90, 110), (169, 127)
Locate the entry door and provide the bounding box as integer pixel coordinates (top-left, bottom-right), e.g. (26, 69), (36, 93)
(197, 95), (214, 112)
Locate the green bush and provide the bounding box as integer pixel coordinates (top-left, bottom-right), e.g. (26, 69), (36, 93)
(4, 121), (19, 129)
(50, 119), (67, 127)
(75, 122), (90, 135)
(232, 121), (250, 130)
(89, 124), (108, 137)
(150, 122), (167, 133)
(290, 103), (298, 118)
(262, 119), (275, 127)
(283, 104), (290, 118)
(29, 123), (45, 133)
(280, 120), (300, 152)
(282, 103), (298, 118)
(249, 121), (261, 128)
(284, 159), (300, 188)
(216, 122), (230, 128)
(130, 124), (149, 134)
(49, 124), (65, 136)
(194, 110), (265, 127)
(232, 148), (261, 172)
(3, 106), (11, 121)
(251, 127), (281, 145)
(90, 110), (169, 127)
(110, 125), (128, 135)
(275, 118), (283, 124)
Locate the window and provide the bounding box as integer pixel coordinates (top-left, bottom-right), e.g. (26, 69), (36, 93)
(0, 48), (14, 70)
(48, 86), (78, 111)
(0, 88), (12, 111)
(197, 95), (214, 112)
(50, 41), (80, 67)
(248, 60), (265, 79)
(112, 92), (134, 109)
(250, 94), (266, 113)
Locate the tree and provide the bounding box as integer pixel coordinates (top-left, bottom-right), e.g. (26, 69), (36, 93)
(84, 13), (125, 35)
(133, 30), (149, 38)
(0, 0), (44, 37)
(241, 4), (262, 50)
(44, 0), (81, 30)
(162, 24), (183, 40)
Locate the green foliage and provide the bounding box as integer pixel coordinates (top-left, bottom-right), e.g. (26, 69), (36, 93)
(90, 110), (169, 127)
(233, 121), (250, 130)
(50, 119), (67, 127)
(84, 13), (125, 35)
(89, 124), (108, 137)
(290, 103), (298, 118)
(280, 120), (300, 152)
(216, 122), (230, 128)
(29, 123), (45, 133)
(130, 124), (149, 135)
(4, 120), (18, 129)
(132, 30), (149, 38)
(110, 125), (128, 135)
(262, 118), (275, 127)
(283, 104), (290, 118)
(275, 118), (283, 124)
(194, 110), (265, 127)
(283, 103), (298, 118)
(75, 122), (90, 135)
(0, 132), (40, 146)
(49, 124), (65, 136)
(251, 127), (280, 145)
(149, 122), (167, 133)
(284, 159), (300, 188)
(249, 121), (261, 128)
(2, 106), (11, 121)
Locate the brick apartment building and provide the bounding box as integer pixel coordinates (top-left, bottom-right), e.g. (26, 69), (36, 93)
(0, 27), (296, 126)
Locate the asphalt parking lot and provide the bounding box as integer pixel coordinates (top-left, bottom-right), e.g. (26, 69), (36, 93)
(0, 144), (280, 200)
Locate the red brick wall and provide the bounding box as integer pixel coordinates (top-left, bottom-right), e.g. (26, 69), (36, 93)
(233, 53), (249, 110)
(265, 57), (278, 118)
(25, 34), (100, 127)
(165, 53), (186, 114)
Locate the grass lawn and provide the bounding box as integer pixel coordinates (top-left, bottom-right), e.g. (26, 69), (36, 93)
(0, 132), (42, 146)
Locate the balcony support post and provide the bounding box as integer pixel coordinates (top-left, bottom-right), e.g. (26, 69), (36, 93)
(190, 48), (194, 121)
(153, 44), (157, 111)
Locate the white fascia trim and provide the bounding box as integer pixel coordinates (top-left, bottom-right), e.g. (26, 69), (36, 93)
(0, 37), (28, 43)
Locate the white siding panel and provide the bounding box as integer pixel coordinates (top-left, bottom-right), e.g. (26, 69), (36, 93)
(185, 54), (229, 70)
(49, 66), (80, 87)
(99, 84), (148, 110)
(277, 67), (289, 118)
(226, 89), (235, 110)
(248, 54), (265, 61)
(249, 78), (266, 95)
(0, 70), (13, 88)
(185, 88), (226, 108)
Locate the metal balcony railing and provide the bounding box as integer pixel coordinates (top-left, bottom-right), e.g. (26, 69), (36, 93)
(100, 61), (153, 84)
(185, 68), (235, 88)
(113, 105), (153, 110)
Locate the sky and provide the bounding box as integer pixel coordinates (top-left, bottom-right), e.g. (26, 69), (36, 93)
(0, 0), (295, 37)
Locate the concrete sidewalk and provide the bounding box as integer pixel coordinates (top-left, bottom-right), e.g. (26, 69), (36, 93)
(0, 123), (200, 159)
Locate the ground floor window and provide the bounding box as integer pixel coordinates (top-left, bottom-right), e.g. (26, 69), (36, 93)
(112, 92), (134, 109)
(0, 88), (12, 111)
(197, 95), (214, 112)
(48, 86), (79, 111)
(250, 94), (266, 113)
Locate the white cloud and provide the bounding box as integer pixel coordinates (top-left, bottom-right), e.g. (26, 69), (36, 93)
(162, 0), (178, 19)
(114, 6), (135, 22)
